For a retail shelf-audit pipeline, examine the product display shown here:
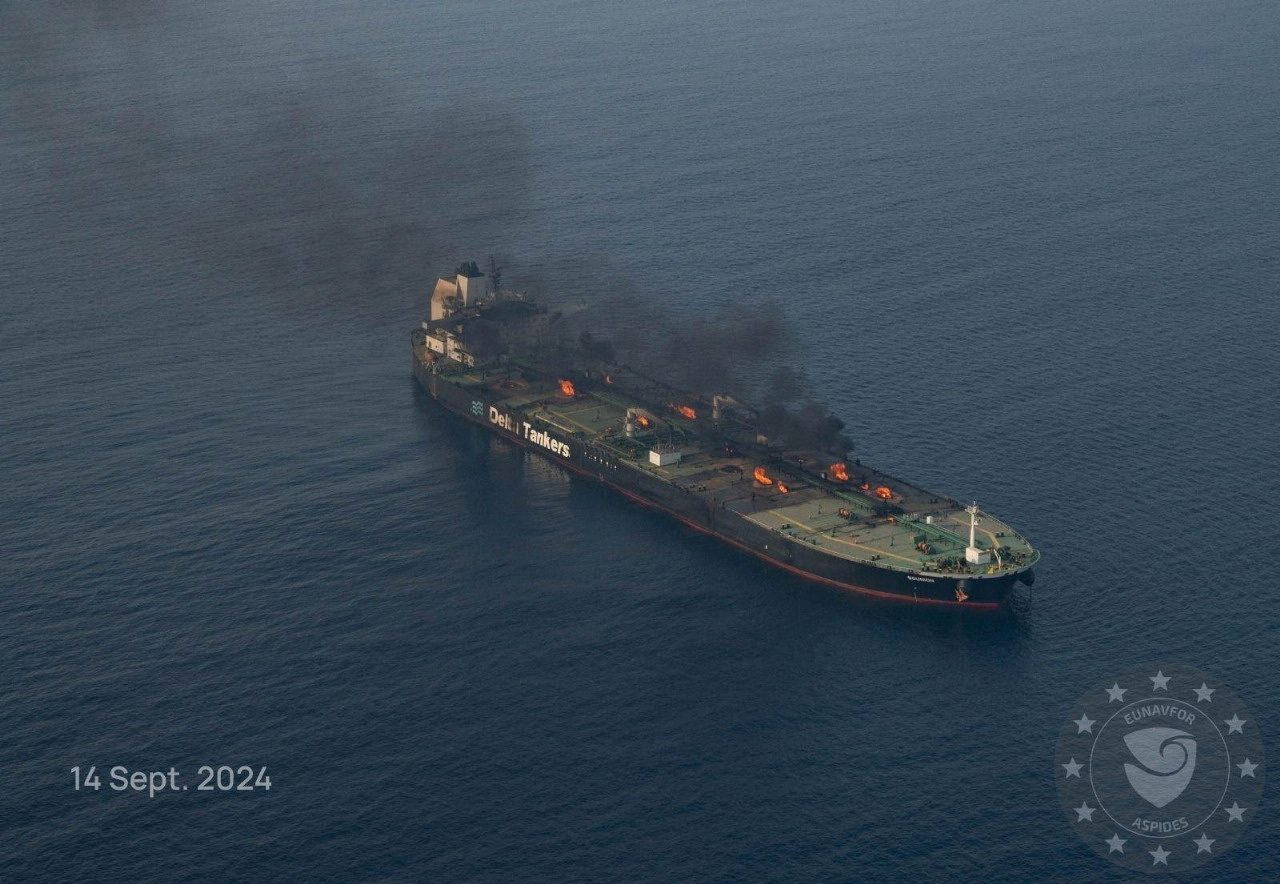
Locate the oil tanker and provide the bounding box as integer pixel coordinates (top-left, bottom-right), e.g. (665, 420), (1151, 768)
(412, 262), (1038, 608)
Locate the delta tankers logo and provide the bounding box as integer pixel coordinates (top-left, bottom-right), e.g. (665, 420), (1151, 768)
(1055, 663), (1264, 873)
(488, 405), (571, 458)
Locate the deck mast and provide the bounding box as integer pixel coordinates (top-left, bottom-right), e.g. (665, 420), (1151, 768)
(965, 502), (991, 565)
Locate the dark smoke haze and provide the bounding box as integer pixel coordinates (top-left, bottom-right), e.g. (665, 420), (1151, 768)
(1, 4), (532, 320)
(2, 3), (851, 452)
(525, 270), (854, 454)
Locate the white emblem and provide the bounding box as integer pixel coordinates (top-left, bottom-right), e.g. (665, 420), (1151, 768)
(1123, 728), (1197, 808)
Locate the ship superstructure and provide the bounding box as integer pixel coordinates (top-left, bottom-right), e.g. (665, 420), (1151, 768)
(412, 262), (1038, 607)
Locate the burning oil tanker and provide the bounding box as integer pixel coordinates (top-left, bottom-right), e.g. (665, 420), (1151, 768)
(411, 262), (1038, 608)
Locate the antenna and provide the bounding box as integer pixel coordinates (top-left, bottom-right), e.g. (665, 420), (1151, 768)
(487, 254), (502, 295)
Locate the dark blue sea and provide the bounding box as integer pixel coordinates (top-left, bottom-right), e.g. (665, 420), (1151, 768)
(2, 2), (1277, 880)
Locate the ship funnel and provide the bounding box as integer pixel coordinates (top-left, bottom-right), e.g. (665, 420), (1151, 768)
(454, 260), (489, 306)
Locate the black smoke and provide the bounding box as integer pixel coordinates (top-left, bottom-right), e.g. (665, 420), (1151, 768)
(509, 261), (854, 454)
(464, 317), (507, 362)
(757, 398), (853, 455)
(2, 5), (850, 453)
(0, 5), (532, 320)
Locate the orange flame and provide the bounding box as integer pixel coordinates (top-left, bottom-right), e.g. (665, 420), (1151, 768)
(874, 485), (893, 500)
(677, 405), (697, 420)
(860, 482), (871, 491)
(830, 463), (849, 482)
(753, 466), (774, 486)
(635, 414), (652, 428)
(558, 379), (576, 397)
(777, 483), (790, 494)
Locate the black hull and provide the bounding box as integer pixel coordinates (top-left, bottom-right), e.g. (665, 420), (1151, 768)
(415, 361), (1024, 609)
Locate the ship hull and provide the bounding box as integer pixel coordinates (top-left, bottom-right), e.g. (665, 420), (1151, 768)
(414, 360), (1024, 609)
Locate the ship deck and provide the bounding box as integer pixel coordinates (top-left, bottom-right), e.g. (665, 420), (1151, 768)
(433, 359), (1038, 578)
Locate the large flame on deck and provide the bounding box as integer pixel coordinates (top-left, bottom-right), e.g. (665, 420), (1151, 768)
(874, 485), (893, 500)
(830, 463), (849, 482)
(677, 405), (697, 420)
(753, 466), (773, 486)
(635, 414), (652, 428)
(558, 379), (576, 397)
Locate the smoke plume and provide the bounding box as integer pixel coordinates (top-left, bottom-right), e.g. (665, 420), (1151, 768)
(1, 5), (532, 320)
(508, 262), (854, 454)
(2, 5), (850, 452)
